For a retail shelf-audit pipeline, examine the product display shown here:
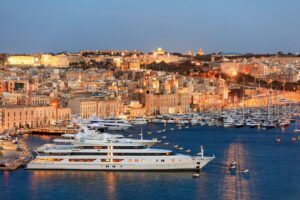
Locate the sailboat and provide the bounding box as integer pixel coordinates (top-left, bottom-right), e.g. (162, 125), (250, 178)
(262, 90), (276, 129)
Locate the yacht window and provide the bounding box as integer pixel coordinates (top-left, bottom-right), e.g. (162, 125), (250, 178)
(114, 146), (145, 149)
(49, 153), (69, 156)
(113, 152), (173, 156)
(80, 146), (108, 149)
(69, 159), (96, 162)
(113, 159), (124, 163)
(70, 152), (107, 155)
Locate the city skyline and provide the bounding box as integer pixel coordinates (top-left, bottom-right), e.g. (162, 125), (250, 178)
(1, 0), (300, 54)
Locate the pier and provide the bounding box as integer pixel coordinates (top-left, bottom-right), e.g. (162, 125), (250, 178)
(0, 138), (33, 171)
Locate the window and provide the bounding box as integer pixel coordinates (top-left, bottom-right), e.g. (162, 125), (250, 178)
(114, 152), (173, 156)
(36, 158), (63, 162)
(113, 159), (124, 163)
(69, 159), (95, 162)
(70, 152), (106, 156)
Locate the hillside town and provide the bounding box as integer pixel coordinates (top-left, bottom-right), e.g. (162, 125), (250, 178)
(0, 48), (300, 132)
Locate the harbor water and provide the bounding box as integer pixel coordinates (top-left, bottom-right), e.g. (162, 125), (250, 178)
(1, 123), (300, 200)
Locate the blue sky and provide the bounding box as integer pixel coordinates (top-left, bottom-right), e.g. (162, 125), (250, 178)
(0, 0), (299, 54)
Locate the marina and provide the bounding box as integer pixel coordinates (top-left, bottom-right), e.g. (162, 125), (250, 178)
(0, 103), (300, 199)
(1, 122), (300, 199)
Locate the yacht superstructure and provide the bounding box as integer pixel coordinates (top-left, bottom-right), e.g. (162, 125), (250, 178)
(36, 126), (158, 153)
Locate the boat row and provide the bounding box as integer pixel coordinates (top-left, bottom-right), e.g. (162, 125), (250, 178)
(148, 104), (300, 130)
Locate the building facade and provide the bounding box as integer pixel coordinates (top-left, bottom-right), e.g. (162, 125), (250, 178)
(68, 98), (124, 119)
(144, 93), (191, 115)
(0, 106), (71, 130)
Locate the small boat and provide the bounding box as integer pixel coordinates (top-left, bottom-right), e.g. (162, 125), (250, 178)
(163, 142), (169, 145)
(291, 137), (297, 142)
(185, 126), (189, 129)
(240, 169), (249, 174)
(162, 129), (166, 132)
(186, 149), (191, 153)
(234, 121), (245, 128)
(223, 123), (233, 128)
(128, 134), (133, 137)
(157, 130), (162, 133)
(230, 161), (237, 166)
(12, 138), (18, 144)
(192, 173), (200, 178)
(161, 136), (167, 139)
(275, 136), (281, 144)
(178, 126), (182, 130)
(229, 165), (237, 170)
(169, 128), (174, 131)
(178, 147), (184, 150)
(229, 161), (237, 170)
(173, 145), (179, 148)
(131, 117), (148, 125)
(147, 131), (152, 135)
(262, 121), (276, 129)
(190, 119), (198, 126)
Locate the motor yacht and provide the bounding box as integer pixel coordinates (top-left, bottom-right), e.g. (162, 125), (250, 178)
(87, 117), (132, 131)
(27, 136), (214, 171)
(130, 116), (148, 125)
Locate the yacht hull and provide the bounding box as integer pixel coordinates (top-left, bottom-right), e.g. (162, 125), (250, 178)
(27, 156), (214, 171)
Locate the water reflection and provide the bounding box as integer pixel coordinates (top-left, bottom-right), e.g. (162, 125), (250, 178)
(281, 127), (286, 134)
(2, 171), (10, 186)
(106, 172), (117, 200)
(221, 142), (252, 200)
(29, 170), (194, 200)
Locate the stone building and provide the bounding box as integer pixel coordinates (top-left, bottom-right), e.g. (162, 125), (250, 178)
(0, 106), (71, 130)
(68, 98), (124, 119)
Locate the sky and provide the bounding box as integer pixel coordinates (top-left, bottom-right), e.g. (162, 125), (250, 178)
(0, 0), (300, 54)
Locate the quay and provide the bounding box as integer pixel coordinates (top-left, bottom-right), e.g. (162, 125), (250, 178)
(0, 138), (33, 171)
(17, 127), (78, 135)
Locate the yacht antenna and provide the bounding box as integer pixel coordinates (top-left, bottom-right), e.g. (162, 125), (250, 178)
(200, 145), (204, 159)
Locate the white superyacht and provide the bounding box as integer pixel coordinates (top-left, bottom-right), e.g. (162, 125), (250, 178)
(27, 129), (214, 171)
